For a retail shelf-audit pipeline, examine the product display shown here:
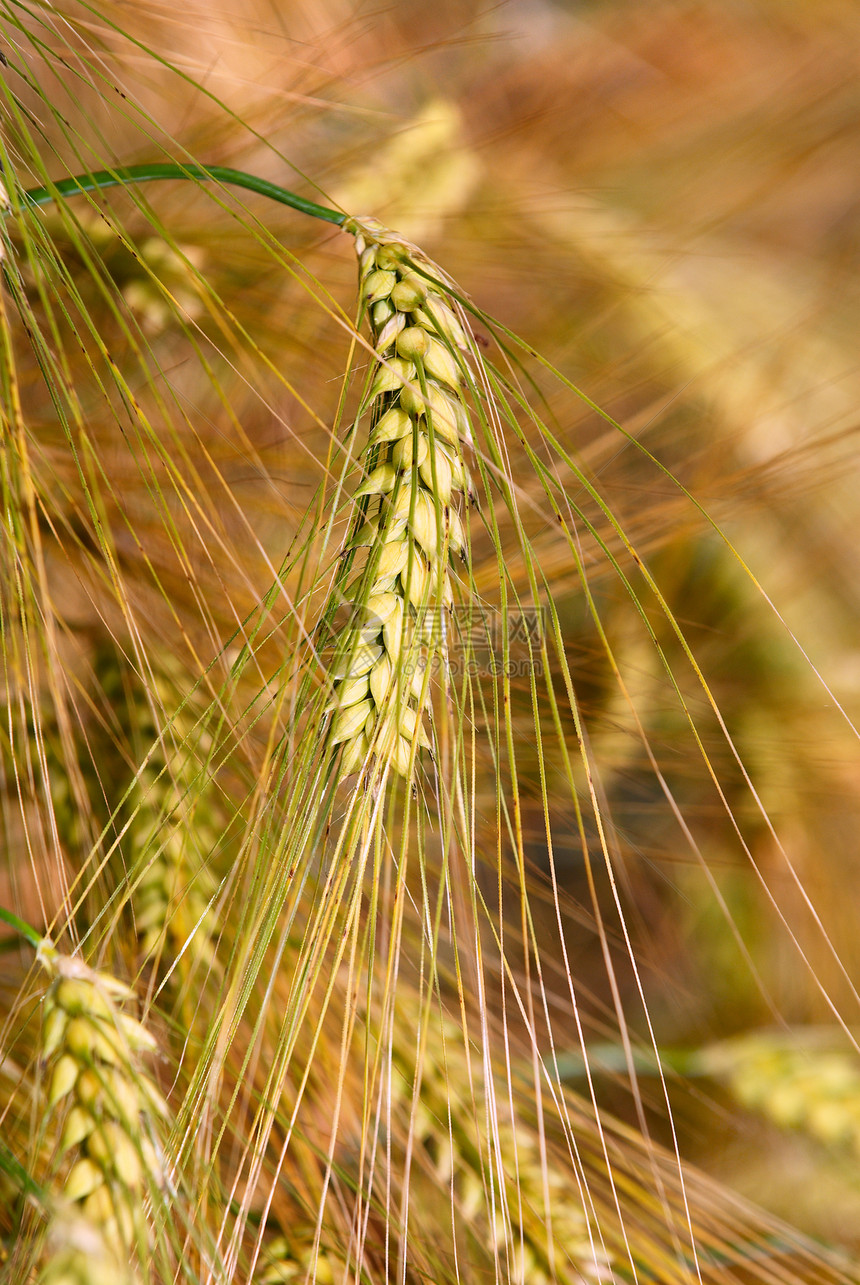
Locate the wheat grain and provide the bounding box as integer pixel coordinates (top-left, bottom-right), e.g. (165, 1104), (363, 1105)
(328, 218), (476, 781)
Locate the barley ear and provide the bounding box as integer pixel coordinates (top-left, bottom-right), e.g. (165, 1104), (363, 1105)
(389, 1011), (609, 1284)
(703, 1029), (860, 1156)
(39, 1215), (135, 1285)
(36, 940), (169, 1282)
(257, 1233), (342, 1284)
(107, 653), (222, 985)
(328, 218), (477, 783)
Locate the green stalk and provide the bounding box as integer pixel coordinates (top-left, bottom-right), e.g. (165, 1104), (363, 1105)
(0, 905), (42, 949)
(8, 163), (346, 227)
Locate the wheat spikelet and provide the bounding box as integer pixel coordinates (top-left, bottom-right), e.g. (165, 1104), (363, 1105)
(328, 218), (476, 781)
(37, 940), (168, 1279)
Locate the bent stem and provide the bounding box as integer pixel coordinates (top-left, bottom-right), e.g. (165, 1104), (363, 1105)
(6, 163), (346, 227)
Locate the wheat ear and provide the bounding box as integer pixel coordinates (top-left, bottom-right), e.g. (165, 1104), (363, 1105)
(257, 1232), (343, 1284)
(37, 941), (168, 1278)
(391, 1015), (607, 1285)
(327, 218), (475, 781)
(105, 656), (221, 980)
(39, 1217), (136, 1285)
(704, 1029), (860, 1155)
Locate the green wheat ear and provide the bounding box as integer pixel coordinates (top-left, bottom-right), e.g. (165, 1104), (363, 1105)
(325, 217), (475, 785)
(36, 940), (169, 1284)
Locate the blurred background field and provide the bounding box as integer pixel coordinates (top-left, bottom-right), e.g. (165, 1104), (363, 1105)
(4, 0), (860, 1273)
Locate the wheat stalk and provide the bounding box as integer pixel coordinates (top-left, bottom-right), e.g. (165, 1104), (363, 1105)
(326, 217), (476, 782)
(36, 941), (169, 1281)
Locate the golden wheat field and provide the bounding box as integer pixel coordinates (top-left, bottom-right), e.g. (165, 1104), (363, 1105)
(2, 0), (860, 1281)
